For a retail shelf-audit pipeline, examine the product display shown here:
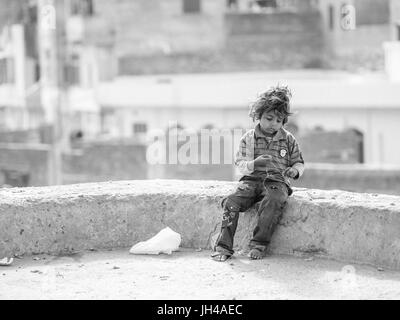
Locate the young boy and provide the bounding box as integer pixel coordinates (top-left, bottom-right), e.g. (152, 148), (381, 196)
(211, 85), (304, 261)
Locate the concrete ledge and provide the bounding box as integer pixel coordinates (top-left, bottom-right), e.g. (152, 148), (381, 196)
(1, 180), (400, 270)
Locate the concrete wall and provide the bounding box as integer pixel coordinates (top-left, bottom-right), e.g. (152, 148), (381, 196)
(119, 10), (328, 74)
(0, 141), (148, 187)
(296, 108), (400, 166)
(63, 141), (148, 184)
(0, 143), (49, 186)
(224, 11), (326, 69)
(354, 0), (390, 25)
(147, 132), (237, 181)
(1, 180), (400, 270)
(292, 164), (400, 196)
(298, 129), (362, 164)
(0, 128), (41, 143)
(2, 139), (400, 195)
(329, 24), (390, 71)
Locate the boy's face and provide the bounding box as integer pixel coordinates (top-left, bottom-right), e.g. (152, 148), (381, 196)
(259, 110), (284, 134)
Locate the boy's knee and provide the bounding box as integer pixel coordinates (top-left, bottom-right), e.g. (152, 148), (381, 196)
(220, 182), (257, 213)
(260, 189), (288, 210)
(222, 196), (241, 212)
(265, 185), (288, 203)
(268, 192), (287, 205)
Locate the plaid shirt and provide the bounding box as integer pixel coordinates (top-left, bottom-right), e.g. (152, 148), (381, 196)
(235, 124), (305, 185)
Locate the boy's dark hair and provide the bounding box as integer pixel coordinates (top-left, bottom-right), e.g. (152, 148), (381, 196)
(248, 85), (293, 125)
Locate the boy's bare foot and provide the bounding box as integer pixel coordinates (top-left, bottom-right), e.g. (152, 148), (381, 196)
(248, 248), (265, 260)
(211, 251), (231, 262)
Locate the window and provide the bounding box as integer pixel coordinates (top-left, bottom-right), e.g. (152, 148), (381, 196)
(133, 123), (148, 135)
(1, 170), (30, 188)
(0, 58), (15, 84)
(397, 24), (400, 41)
(183, 0), (201, 14)
(227, 0), (238, 10)
(255, 0), (277, 8)
(0, 107), (5, 129)
(328, 5), (334, 31)
(71, 0), (94, 16)
(351, 128), (364, 163)
(64, 54), (80, 85)
(248, 0), (278, 11)
(100, 109), (114, 134)
(35, 62), (40, 82)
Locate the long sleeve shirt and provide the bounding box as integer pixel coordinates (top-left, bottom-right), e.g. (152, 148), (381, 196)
(234, 124), (305, 188)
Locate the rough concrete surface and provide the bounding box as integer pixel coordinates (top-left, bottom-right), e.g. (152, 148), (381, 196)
(1, 249), (400, 300)
(1, 180), (400, 270)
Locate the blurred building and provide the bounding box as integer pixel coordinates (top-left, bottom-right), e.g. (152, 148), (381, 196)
(2, 0), (395, 135)
(56, 0), (327, 77)
(384, 0), (400, 82)
(0, 0), (42, 132)
(116, 0), (325, 74)
(0, 0), (102, 139)
(318, 0), (391, 71)
(81, 0), (392, 74)
(391, 0), (400, 39)
(0, 24), (29, 130)
(1, 0), (400, 166)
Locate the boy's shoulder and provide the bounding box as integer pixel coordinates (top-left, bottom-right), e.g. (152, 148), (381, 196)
(241, 128), (256, 140)
(281, 127), (298, 143)
(240, 127), (298, 143)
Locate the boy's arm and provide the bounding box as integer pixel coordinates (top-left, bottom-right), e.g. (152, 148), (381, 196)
(234, 132), (255, 175)
(288, 136), (305, 179)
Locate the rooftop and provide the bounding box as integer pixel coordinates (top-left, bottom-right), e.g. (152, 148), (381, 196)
(96, 70), (400, 109)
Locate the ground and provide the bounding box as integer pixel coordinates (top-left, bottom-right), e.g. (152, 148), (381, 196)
(1, 248), (400, 300)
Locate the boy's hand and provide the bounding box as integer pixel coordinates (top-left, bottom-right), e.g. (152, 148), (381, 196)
(284, 167), (298, 179)
(254, 154), (272, 167)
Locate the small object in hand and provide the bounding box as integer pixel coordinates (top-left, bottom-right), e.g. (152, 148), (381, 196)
(284, 167), (298, 178)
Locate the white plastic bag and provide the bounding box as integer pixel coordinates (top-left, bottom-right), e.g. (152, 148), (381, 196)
(0, 257), (13, 266)
(129, 227), (181, 255)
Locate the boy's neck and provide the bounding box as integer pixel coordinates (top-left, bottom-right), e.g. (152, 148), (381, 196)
(258, 124), (277, 137)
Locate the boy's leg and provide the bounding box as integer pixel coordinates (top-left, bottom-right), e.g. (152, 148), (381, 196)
(212, 180), (258, 260)
(248, 181), (288, 259)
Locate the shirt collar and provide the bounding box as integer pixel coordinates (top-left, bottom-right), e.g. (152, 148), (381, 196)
(255, 124), (288, 141)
